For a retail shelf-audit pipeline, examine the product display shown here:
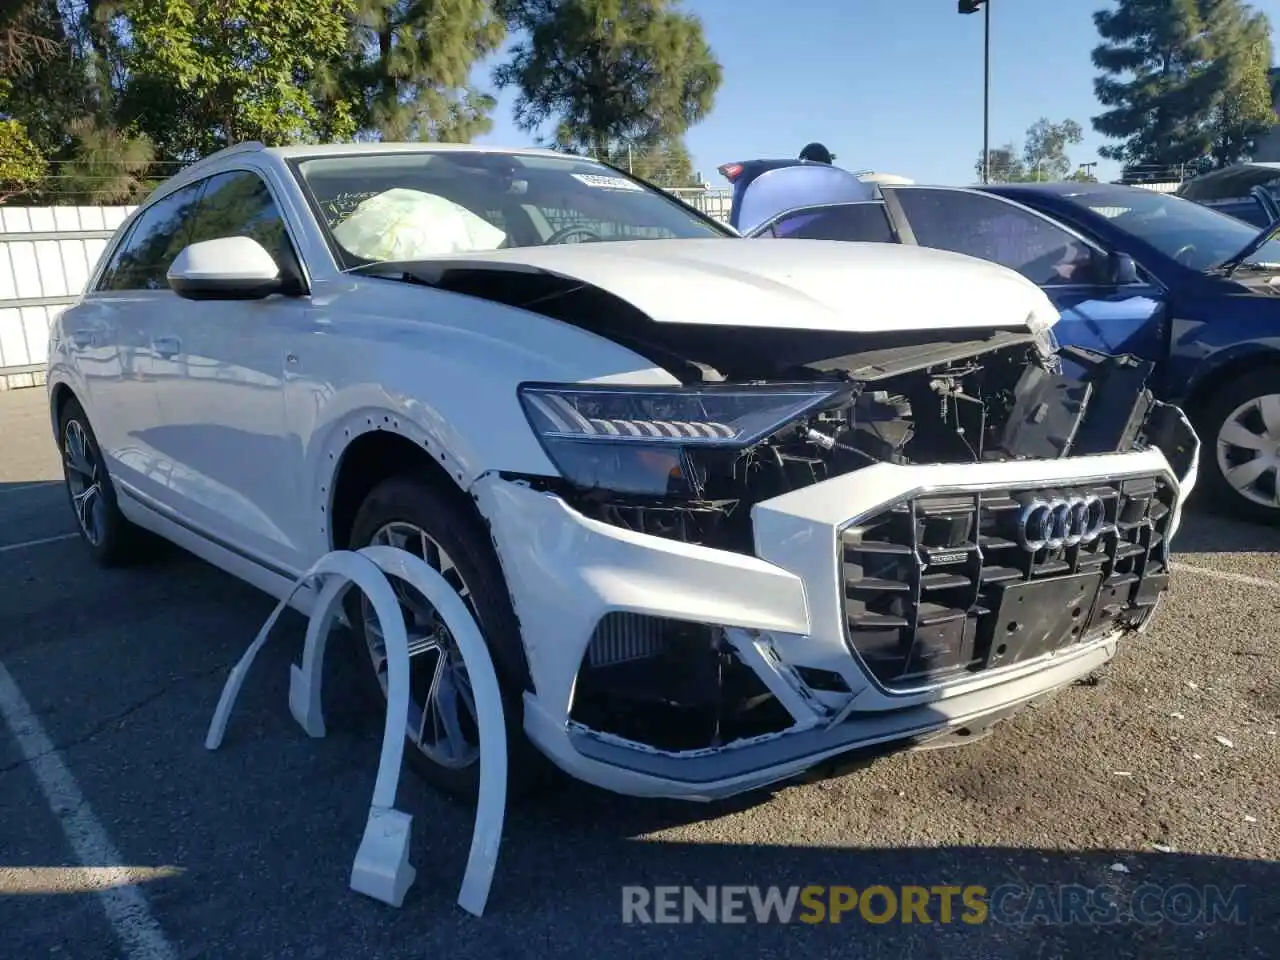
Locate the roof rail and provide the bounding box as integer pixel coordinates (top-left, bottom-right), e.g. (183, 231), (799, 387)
(175, 140), (267, 181)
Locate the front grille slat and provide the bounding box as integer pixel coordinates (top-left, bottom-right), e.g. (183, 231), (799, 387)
(840, 474), (1177, 690)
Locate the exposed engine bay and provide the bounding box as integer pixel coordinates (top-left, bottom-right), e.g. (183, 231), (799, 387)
(564, 339), (1166, 557)
(373, 262), (1173, 555)
(375, 262), (1195, 757)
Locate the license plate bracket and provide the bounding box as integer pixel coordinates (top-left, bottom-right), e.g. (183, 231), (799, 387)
(982, 570), (1103, 670)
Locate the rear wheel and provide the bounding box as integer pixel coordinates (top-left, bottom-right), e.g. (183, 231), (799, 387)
(346, 473), (547, 802)
(57, 396), (153, 566)
(1196, 369), (1280, 525)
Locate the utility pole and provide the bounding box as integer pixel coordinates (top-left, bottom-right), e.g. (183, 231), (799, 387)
(959, 0), (991, 183)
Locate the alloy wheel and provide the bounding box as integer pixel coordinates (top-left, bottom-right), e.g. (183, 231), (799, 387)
(1215, 393), (1280, 511)
(359, 521), (481, 769)
(63, 419), (106, 547)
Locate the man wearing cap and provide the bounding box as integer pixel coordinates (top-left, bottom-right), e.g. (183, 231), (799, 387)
(799, 142), (834, 164)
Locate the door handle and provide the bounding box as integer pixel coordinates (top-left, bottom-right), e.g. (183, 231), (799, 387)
(151, 336), (181, 359)
(71, 329), (95, 348)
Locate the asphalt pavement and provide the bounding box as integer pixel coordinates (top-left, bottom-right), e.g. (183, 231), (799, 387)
(0, 385), (1276, 960)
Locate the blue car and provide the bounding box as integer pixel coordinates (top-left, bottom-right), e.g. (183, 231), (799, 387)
(719, 159), (1280, 523)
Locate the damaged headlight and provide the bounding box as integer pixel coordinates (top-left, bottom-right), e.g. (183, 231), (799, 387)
(519, 382), (848, 496)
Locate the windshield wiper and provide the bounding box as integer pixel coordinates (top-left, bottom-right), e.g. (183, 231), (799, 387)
(1207, 219), (1280, 277)
(343, 259), (434, 277)
(1206, 259), (1280, 278)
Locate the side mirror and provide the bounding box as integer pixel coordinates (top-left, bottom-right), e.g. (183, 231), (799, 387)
(167, 236), (283, 301)
(1108, 251), (1140, 285)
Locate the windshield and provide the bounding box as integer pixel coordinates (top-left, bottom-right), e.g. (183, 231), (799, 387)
(1070, 186), (1280, 271)
(290, 150), (729, 268)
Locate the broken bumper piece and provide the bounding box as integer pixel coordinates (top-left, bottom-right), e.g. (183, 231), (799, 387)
(473, 434), (1195, 803)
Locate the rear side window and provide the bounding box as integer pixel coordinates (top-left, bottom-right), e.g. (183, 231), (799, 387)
(892, 187), (1096, 286)
(96, 184), (204, 291)
(185, 170), (300, 273)
(766, 202), (895, 242)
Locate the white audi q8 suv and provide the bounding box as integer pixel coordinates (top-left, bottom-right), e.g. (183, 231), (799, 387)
(46, 142), (1199, 802)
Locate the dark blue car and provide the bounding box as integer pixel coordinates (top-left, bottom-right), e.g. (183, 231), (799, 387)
(721, 160), (1280, 523)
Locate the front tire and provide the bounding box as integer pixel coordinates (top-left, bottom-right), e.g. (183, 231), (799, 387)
(346, 473), (546, 802)
(57, 396), (151, 566)
(1196, 369), (1280, 525)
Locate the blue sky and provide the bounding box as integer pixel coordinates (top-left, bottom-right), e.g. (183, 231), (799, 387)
(473, 0), (1280, 187)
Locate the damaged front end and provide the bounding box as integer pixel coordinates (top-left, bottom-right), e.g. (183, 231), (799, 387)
(374, 257), (1195, 785)
(506, 325), (1198, 760)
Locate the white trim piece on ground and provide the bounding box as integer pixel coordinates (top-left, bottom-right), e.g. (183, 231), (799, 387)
(1171, 561), (1280, 592)
(0, 660), (179, 960)
(0, 532), (79, 555)
(205, 547), (508, 917)
(358, 544), (508, 917)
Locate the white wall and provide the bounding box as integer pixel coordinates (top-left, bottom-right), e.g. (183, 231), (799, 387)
(0, 205), (136, 388)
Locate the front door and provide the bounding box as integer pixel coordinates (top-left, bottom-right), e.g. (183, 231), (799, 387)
(146, 168), (313, 573)
(884, 186), (1167, 360)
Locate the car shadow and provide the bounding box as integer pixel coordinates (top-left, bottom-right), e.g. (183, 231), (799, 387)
(1172, 500), (1280, 554)
(478, 838), (1277, 957)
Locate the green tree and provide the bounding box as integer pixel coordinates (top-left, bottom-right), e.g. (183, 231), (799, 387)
(0, 0), (58, 78)
(1090, 0), (1274, 169)
(1091, 0), (1214, 167)
(1202, 1), (1275, 165)
(606, 134), (695, 186)
(1065, 167), (1100, 182)
(0, 115), (45, 202)
(1023, 118), (1084, 180)
(119, 0), (360, 157)
(334, 0), (505, 141)
(976, 119), (1090, 182)
(0, 1), (159, 202)
(495, 0), (722, 157)
(56, 116), (156, 203)
(976, 143), (1026, 182)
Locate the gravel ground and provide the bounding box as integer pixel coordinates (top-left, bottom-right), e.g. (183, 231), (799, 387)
(0, 385), (1276, 959)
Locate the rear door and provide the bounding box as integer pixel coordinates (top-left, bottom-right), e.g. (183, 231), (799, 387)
(882, 185), (1167, 360)
(77, 182), (205, 504)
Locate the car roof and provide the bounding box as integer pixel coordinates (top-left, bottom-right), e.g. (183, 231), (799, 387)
(976, 181), (1143, 199)
(142, 140), (603, 205)
(261, 141), (570, 161)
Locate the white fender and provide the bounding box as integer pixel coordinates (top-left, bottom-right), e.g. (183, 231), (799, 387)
(205, 550), (415, 907)
(203, 546), (508, 918)
(357, 545), (508, 918)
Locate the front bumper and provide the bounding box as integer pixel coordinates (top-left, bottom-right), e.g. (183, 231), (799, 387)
(473, 410), (1198, 802)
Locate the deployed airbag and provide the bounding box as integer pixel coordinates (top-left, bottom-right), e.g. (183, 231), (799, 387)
(332, 187), (507, 260)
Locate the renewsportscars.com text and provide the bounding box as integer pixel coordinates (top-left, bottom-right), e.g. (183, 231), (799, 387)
(621, 884), (1249, 926)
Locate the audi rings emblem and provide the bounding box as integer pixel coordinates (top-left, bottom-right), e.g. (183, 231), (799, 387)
(1016, 495), (1108, 551)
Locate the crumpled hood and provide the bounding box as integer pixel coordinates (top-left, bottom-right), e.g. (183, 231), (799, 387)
(427, 237), (1060, 335)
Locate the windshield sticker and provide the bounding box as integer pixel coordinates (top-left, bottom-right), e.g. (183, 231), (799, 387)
(571, 173), (645, 191)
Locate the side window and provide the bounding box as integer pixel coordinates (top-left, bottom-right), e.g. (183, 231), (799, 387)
(892, 188), (1098, 286)
(186, 170), (302, 277)
(769, 203), (895, 242)
(96, 184), (204, 292)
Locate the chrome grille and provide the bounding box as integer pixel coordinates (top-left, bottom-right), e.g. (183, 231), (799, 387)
(840, 475), (1175, 690)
